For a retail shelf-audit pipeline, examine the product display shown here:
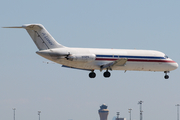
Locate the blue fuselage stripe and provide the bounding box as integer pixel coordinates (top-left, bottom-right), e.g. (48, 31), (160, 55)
(96, 55), (165, 59)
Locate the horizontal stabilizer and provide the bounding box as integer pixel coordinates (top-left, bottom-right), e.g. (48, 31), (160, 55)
(100, 58), (128, 71)
(3, 26), (23, 28)
(3, 24), (41, 29)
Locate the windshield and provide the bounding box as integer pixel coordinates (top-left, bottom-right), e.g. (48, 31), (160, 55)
(164, 55), (168, 58)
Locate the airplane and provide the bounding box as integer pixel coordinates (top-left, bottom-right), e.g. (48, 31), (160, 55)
(3, 24), (178, 79)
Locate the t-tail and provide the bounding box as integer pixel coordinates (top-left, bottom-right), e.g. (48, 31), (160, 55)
(3, 24), (65, 50)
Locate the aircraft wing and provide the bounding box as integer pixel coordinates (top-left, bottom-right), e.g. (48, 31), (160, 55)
(100, 58), (128, 71)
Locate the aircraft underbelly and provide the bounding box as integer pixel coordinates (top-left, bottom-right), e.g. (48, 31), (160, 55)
(114, 62), (176, 71)
(55, 59), (172, 71)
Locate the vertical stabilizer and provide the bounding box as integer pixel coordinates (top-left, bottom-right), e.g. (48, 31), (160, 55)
(22, 24), (64, 50)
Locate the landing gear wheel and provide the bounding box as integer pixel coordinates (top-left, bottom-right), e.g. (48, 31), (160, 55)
(164, 71), (169, 79)
(103, 71), (111, 78)
(164, 75), (169, 79)
(89, 72), (96, 78)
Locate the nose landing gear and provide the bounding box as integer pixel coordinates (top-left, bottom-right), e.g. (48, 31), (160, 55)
(164, 71), (169, 79)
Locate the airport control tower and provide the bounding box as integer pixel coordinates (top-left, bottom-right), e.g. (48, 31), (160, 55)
(98, 104), (109, 120)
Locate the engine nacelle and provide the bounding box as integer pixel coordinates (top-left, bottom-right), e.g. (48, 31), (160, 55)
(67, 54), (96, 62)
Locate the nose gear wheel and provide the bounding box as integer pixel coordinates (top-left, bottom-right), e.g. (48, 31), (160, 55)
(164, 71), (169, 79)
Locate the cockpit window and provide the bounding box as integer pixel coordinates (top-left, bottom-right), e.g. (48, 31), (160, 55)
(164, 55), (168, 58)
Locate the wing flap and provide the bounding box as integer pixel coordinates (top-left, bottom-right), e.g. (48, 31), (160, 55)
(62, 65), (93, 71)
(100, 58), (127, 71)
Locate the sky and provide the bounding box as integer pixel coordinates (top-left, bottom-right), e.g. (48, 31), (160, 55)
(1, 0), (180, 120)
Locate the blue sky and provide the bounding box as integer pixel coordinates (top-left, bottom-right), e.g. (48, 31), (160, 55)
(1, 1), (180, 120)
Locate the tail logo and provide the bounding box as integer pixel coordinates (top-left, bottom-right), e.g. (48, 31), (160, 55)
(42, 33), (53, 45)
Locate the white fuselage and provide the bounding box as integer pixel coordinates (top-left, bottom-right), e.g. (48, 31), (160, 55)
(36, 47), (178, 72)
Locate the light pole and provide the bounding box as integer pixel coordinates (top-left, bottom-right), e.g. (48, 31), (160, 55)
(128, 109), (132, 120)
(176, 104), (180, 120)
(138, 101), (143, 120)
(12, 108), (16, 120)
(38, 111), (41, 120)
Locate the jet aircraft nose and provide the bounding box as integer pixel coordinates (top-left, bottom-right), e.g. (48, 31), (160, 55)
(170, 61), (178, 70)
(174, 62), (178, 69)
(164, 57), (178, 71)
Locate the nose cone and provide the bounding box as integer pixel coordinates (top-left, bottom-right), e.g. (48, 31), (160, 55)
(173, 62), (178, 70)
(169, 61), (178, 71)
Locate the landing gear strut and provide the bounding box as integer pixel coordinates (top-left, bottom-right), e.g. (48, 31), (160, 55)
(89, 71), (96, 78)
(103, 70), (111, 78)
(164, 71), (169, 79)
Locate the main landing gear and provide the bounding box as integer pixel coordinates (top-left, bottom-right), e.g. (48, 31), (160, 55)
(89, 69), (111, 78)
(164, 71), (169, 79)
(89, 71), (96, 78)
(103, 70), (111, 78)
